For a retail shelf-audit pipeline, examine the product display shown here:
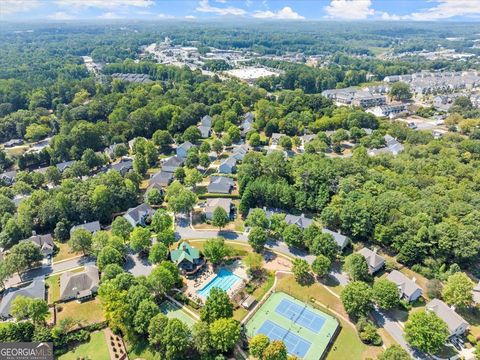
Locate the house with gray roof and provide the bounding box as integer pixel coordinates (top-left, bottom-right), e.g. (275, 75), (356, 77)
(208, 176), (235, 194)
(387, 270), (422, 302)
(270, 133), (285, 146)
(176, 141), (195, 158)
(241, 113), (254, 136)
(231, 144), (249, 161)
(358, 247), (385, 274)
(3, 139), (23, 148)
(368, 135), (404, 157)
(0, 277), (45, 319)
(123, 203), (155, 227)
(110, 159), (133, 176)
(22, 232), (54, 257)
(0, 170), (17, 185)
(198, 125), (211, 138)
(162, 156), (184, 173)
(321, 228), (349, 251)
(284, 214), (313, 230)
(56, 160), (75, 172)
(204, 198), (232, 220)
(200, 115), (212, 128)
(70, 221), (101, 236)
(219, 157), (236, 174)
(60, 265), (99, 302)
(149, 170), (174, 187)
(426, 299), (469, 337)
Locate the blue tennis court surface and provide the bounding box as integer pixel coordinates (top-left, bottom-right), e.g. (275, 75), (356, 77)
(275, 298), (325, 333)
(257, 320), (311, 358)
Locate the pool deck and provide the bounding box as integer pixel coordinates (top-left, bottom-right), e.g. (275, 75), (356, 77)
(246, 291), (339, 360)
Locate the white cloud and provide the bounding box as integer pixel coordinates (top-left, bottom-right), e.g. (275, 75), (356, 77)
(56, 0), (153, 9)
(196, 0), (246, 16)
(157, 13), (175, 19)
(407, 0), (480, 20)
(185, 15), (197, 19)
(97, 12), (124, 19)
(48, 11), (75, 20)
(0, 0), (41, 15)
(215, 0), (227, 3)
(324, 0), (374, 20)
(253, 6), (304, 19)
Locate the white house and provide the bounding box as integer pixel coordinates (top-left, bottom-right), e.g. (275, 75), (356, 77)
(386, 270), (422, 302)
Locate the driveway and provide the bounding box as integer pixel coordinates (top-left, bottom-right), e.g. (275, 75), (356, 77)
(124, 249), (153, 277)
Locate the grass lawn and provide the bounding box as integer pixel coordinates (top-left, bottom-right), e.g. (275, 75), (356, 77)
(276, 274), (383, 360)
(57, 298), (105, 326)
(54, 242), (81, 262)
(58, 330), (110, 360)
(128, 339), (156, 360)
(234, 271), (276, 321)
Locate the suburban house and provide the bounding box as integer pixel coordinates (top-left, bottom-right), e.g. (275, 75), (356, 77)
(200, 115), (212, 128)
(123, 203), (155, 227)
(284, 214), (313, 230)
(170, 242), (204, 275)
(198, 125), (211, 138)
(21, 232), (54, 257)
(426, 299), (469, 337)
(208, 176), (235, 194)
(368, 135), (404, 157)
(299, 134), (317, 150)
(271, 133), (285, 146)
(149, 170), (174, 188)
(104, 143), (125, 159)
(110, 159), (133, 176)
(0, 170), (17, 185)
(358, 247), (385, 274)
(145, 182), (165, 197)
(162, 156), (184, 173)
(70, 221), (101, 236)
(204, 198), (232, 220)
(321, 228), (349, 251)
(386, 270), (423, 302)
(128, 137), (146, 151)
(0, 277), (45, 319)
(60, 265), (100, 302)
(176, 141), (195, 158)
(240, 113), (254, 136)
(3, 139), (23, 148)
(231, 144), (249, 161)
(367, 103), (408, 118)
(219, 157), (237, 174)
(56, 160), (75, 173)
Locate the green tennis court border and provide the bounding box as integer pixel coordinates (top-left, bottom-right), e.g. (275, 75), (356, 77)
(245, 291), (339, 360)
(159, 300), (197, 328)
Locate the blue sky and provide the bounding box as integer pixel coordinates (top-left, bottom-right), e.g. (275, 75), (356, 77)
(1, 0), (480, 21)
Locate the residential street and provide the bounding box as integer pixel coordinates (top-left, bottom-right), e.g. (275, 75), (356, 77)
(5, 256), (94, 288)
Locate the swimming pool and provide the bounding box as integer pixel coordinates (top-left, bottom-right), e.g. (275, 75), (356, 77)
(197, 268), (241, 298)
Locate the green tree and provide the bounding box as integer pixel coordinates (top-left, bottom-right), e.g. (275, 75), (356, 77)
(344, 253), (370, 282)
(148, 266), (175, 297)
(200, 288), (233, 323)
(184, 168), (203, 188)
(129, 227), (151, 254)
(148, 243), (168, 264)
(134, 299), (159, 335)
(166, 181), (197, 215)
(404, 311), (448, 354)
(249, 333), (270, 358)
(378, 345), (410, 360)
(245, 208), (269, 229)
(262, 340), (288, 360)
(212, 206), (230, 230)
(151, 209), (173, 233)
(192, 321), (212, 355)
(203, 237), (229, 265)
(210, 318), (240, 353)
(249, 132), (261, 147)
(211, 139), (223, 155)
(389, 82), (412, 102)
(341, 281), (373, 318)
(356, 316), (382, 345)
(373, 279), (400, 310)
(248, 226), (268, 252)
(148, 313), (169, 349)
(292, 258), (312, 285)
(442, 272), (474, 308)
(111, 216), (133, 241)
(282, 224), (304, 248)
(68, 228), (93, 255)
(311, 254), (331, 278)
(97, 246), (123, 270)
(146, 188), (164, 206)
(6, 242), (43, 275)
(10, 296), (49, 324)
(153, 130), (173, 151)
(279, 136), (292, 150)
(101, 264), (124, 281)
(244, 252), (264, 277)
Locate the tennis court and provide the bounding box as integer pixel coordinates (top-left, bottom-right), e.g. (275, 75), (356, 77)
(246, 292), (339, 360)
(258, 320), (311, 358)
(159, 300), (197, 328)
(275, 298), (325, 333)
